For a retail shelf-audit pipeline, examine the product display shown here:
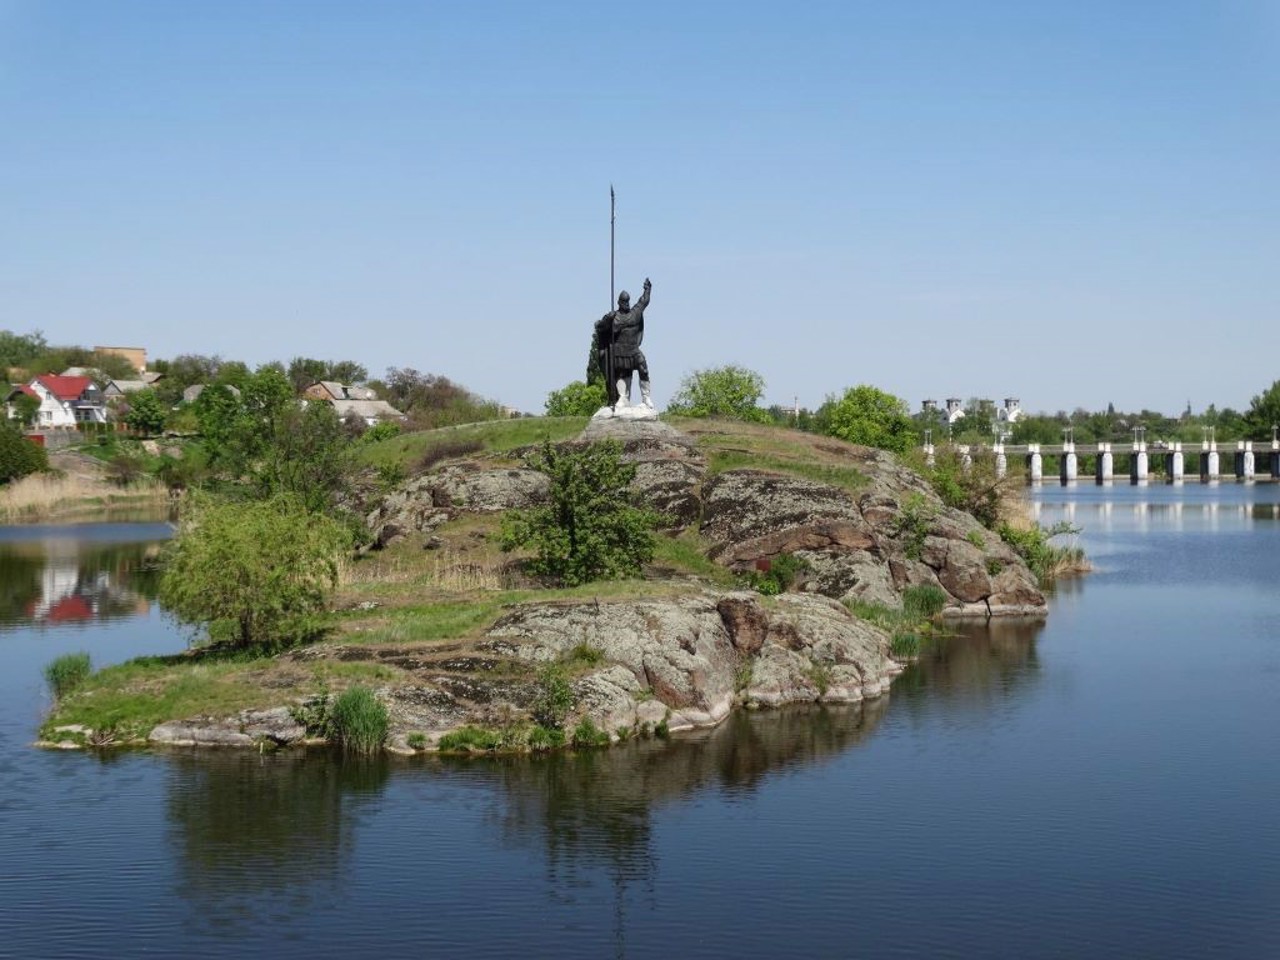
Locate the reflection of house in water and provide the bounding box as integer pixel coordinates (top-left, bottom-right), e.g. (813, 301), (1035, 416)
(16, 538), (154, 626)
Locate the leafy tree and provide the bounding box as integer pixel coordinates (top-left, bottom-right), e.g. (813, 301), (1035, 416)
(1245, 380), (1280, 439)
(0, 329), (48, 372)
(375, 367), (503, 428)
(667, 365), (767, 421)
(124, 388), (167, 436)
(287, 357), (370, 394)
(158, 494), (351, 649)
(545, 380), (607, 417)
(8, 392), (39, 429)
(0, 422), (48, 483)
(500, 439), (659, 586)
(817, 384), (916, 454)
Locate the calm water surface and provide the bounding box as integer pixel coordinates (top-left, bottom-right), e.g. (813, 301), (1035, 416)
(1, 488), (1278, 959)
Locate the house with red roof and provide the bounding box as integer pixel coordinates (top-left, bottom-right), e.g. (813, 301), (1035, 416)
(6, 374), (107, 427)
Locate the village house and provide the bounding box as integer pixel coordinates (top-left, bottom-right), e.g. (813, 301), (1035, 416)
(302, 381), (405, 426)
(6, 374), (108, 427)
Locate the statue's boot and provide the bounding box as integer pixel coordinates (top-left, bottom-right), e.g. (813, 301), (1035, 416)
(615, 378), (630, 406)
(640, 380), (654, 409)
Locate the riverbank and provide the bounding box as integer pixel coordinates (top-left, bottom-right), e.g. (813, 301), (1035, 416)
(37, 417), (1060, 754)
(1, 450), (170, 523)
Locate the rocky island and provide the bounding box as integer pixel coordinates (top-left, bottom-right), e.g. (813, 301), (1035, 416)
(41, 416), (1047, 753)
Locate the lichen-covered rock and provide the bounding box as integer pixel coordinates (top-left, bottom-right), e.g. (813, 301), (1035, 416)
(480, 591), (900, 733)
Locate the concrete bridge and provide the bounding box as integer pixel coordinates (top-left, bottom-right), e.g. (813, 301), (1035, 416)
(922, 439), (1280, 483)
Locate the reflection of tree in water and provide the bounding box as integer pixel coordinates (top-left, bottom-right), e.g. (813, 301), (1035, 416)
(481, 699), (889, 922)
(892, 618), (1046, 710)
(0, 537), (164, 628)
(166, 751), (389, 929)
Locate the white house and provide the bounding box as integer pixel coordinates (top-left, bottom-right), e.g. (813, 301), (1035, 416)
(7, 374), (108, 427)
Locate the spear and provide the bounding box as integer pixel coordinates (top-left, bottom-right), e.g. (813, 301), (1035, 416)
(610, 184), (616, 309)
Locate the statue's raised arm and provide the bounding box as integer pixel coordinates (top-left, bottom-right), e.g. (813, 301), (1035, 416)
(636, 277), (651, 311)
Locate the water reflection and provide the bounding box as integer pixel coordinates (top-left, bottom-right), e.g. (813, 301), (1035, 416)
(893, 618), (1045, 709)
(166, 751), (390, 928)
(0, 524), (168, 630)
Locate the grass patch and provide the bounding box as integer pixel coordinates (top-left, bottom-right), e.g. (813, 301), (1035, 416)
(40, 657), (270, 742)
(329, 686), (388, 755)
(998, 521), (1090, 586)
(650, 529), (736, 585)
(44, 652), (92, 702)
(571, 717), (610, 747)
(848, 585), (949, 661)
(358, 417), (588, 471)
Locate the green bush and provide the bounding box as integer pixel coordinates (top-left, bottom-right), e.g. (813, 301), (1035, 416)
(500, 439), (659, 586)
(998, 521), (1086, 586)
(0, 423), (48, 484)
(571, 717), (610, 747)
(44, 652), (92, 701)
(890, 632), (921, 658)
(438, 725), (503, 753)
(545, 380), (607, 417)
(816, 384), (916, 453)
(747, 552), (810, 595)
(531, 663), (574, 729)
(527, 724), (566, 751)
(329, 686), (388, 755)
(667, 365), (768, 421)
(158, 493), (352, 650)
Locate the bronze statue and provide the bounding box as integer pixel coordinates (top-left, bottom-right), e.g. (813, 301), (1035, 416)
(594, 278), (652, 412)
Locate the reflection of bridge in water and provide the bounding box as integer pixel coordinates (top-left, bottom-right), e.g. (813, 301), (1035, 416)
(925, 438), (1280, 483)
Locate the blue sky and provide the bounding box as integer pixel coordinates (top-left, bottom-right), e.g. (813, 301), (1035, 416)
(3, 1), (1276, 415)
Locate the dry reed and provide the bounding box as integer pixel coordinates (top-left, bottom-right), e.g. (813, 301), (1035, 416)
(0, 473), (167, 522)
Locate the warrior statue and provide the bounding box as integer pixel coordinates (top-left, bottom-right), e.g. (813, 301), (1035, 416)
(593, 277), (653, 413)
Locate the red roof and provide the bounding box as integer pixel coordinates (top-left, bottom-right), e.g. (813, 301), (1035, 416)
(8, 384), (38, 400)
(46, 595), (94, 623)
(35, 374), (94, 401)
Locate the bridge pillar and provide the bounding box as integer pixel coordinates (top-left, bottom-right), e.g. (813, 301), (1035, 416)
(923, 442), (935, 467)
(1165, 443), (1184, 481)
(1060, 441), (1077, 482)
(1199, 445), (1219, 481)
(960, 445), (972, 471)
(1026, 444), (1042, 483)
(1096, 443), (1113, 483)
(1130, 443), (1148, 482)
(993, 442), (1007, 479)
(1272, 443), (1280, 479)
(1235, 441), (1254, 480)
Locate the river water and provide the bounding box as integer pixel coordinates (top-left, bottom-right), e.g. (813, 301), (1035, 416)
(1, 487), (1277, 959)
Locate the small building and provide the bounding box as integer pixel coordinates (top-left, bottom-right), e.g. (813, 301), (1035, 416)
(945, 398), (966, 424)
(103, 379), (150, 398)
(303, 381), (379, 403)
(7, 374), (107, 427)
(302, 381), (404, 426)
(998, 398), (1024, 423)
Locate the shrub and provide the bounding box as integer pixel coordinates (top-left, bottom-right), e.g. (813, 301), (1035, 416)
(755, 552), (810, 595)
(891, 493), (935, 560)
(329, 686), (388, 754)
(571, 717), (610, 747)
(998, 521), (1088, 586)
(816, 384), (916, 453)
(44, 652), (92, 701)
(158, 493), (352, 650)
(545, 380), (607, 417)
(406, 732), (427, 750)
(527, 724), (566, 751)
(667, 365), (769, 421)
(123, 389), (167, 436)
(531, 663), (574, 729)
(438, 725), (503, 753)
(500, 439), (659, 586)
(0, 424), (48, 484)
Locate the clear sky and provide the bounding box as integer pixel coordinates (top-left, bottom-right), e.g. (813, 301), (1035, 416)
(3, 1), (1276, 416)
